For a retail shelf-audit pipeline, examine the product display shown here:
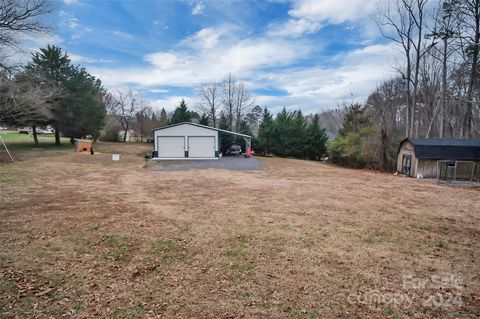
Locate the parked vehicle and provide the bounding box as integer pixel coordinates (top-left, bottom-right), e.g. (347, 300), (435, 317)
(0, 126), (7, 131)
(225, 144), (242, 156)
(37, 126), (54, 134)
(18, 127), (31, 134)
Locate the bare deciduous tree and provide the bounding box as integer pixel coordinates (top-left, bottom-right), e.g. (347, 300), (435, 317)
(0, 0), (52, 72)
(222, 73), (236, 131)
(376, 0), (415, 137)
(0, 71), (57, 144)
(198, 82), (219, 127)
(427, 0), (459, 137)
(456, 0), (479, 138)
(220, 74), (255, 132)
(234, 82), (254, 132)
(107, 89), (146, 142)
(376, 0), (432, 137)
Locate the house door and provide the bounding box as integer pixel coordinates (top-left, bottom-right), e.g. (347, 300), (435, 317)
(402, 155), (412, 176)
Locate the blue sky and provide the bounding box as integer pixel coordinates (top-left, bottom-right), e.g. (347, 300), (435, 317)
(26, 0), (399, 113)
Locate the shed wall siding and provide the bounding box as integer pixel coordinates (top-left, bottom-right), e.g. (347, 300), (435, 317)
(416, 159), (438, 178)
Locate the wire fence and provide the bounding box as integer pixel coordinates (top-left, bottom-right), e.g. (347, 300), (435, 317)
(437, 160), (480, 182)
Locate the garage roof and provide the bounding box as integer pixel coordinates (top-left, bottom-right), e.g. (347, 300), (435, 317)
(152, 122), (252, 138)
(400, 138), (480, 160)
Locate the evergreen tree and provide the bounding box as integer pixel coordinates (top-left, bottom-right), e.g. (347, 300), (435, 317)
(58, 66), (105, 140)
(27, 45), (106, 143)
(305, 114), (328, 160)
(159, 108), (168, 126)
(290, 110), (307, 158)
(219, 111), (234, 152)
(239, 119), (252, 136)
(339, 103), (371, 136)
(256, 106), (274, 155)
(169, 99), (191, 124)
(199, 113), (210, 125)
(329, 104), (373, 168)
(271, 108), (293, 157)
(28, 45), (72, 144)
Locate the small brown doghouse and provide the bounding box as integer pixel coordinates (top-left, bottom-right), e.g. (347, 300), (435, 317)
(75, 139), (92, 153)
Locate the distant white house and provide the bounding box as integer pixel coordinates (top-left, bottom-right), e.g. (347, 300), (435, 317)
(118, 130), (145, 143)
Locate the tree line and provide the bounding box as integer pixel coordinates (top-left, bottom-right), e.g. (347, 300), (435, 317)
(1, 0), (477, 172)
(1, 45), (106, 144)
(0, 1), (106, 145)
(325, 0), (479, 169)
(255, 108), (328, 160)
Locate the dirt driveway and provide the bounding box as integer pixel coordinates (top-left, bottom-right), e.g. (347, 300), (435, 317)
(0, 143), (479, 318)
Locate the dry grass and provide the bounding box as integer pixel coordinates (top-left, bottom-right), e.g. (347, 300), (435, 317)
(1, 143), (479, 318)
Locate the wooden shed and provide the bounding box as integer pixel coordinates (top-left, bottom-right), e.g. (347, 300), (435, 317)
(75, 139), (92, 153)
(397, 138), (480, 178)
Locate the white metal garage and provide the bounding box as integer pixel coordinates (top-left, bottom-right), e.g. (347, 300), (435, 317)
(152, 122), (251, 160)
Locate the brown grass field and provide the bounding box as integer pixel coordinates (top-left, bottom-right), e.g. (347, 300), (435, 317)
(1, 141), (479, 318)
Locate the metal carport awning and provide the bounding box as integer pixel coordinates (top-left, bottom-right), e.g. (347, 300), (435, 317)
(215, 128), (252, 157)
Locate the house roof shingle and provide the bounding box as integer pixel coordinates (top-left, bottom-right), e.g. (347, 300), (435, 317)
(401, 138), (480, 160)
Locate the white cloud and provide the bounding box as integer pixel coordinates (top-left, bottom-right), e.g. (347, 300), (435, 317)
(87, 4), (397, 114)
(144, 52), (192, 69)
(149, 96), (198, 112)
(63, 0), (79, 4)
(268, 19), (322, 38)
(59, 10), (79, 30)
(180, 26), (233, 50)
(69, 53), (114, 64)
(92, 41), (394, 113)
(191, 2), (205, 15)
(149, 89), (170, 94)
(252, 43), (397, 112)
(269, 0), (381, 38)
(112, 30), (135, 39)
(92, 36), (310, 88)
(289, 0), (379, 24)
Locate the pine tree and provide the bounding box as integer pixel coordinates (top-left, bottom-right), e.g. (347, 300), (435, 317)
(28, 45), (106, 143)
(169, 99), (191, 124)
(28, 45), (72, 145)
(239, 119), (252, 136)
(199, 113), (209, 125)
(159, 108), (168, 126)
(290, 110), (306, 158)
(339, 103), (370, 136)
(329, 104), (373, 167)
(219, 111), (234, 152)
(271, 108), (293, 157)
(305, 114), (328, 160)
(58, 66), (105, 140)
(256, 107), (274, 155)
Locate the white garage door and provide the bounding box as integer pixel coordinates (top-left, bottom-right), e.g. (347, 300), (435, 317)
(188, 136), (215, 158)
(157, 136), (185, 158)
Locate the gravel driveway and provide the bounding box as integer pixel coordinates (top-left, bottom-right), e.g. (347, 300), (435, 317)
(148, 155), (263, 171)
